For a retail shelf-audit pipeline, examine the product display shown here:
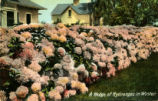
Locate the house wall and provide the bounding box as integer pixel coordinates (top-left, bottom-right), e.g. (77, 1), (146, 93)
(0, 3), (39, 28)
(0, 4), (18, 27)
(18, 6), (38, 24)
(52, 7), (91, 25)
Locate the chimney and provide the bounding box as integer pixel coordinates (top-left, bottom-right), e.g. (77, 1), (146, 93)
(73, 0), (79, 6)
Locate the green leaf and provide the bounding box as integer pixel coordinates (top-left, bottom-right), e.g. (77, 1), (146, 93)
(8, 44), (14, 48)
(45, 67), (51, 71)
(9, 52), (14, 56)
(3, 81), (10, 86)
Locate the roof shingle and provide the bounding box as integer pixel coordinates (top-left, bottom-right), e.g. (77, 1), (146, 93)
(51, 3), (93, 16)
(7, 0), (46, 10)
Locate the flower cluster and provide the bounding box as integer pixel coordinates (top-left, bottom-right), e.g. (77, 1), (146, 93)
(71, 80), (88, 94)
(13, 23), (43, 31)
(0, 90), (7, 101)
(15, 86), (29, 98)
(0, 24), (158, 101)
(45, 23), (67, 42)
(21, 32), (32, 39)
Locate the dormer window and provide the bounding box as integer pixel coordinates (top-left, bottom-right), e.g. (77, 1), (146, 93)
(68, 10), (71, 17)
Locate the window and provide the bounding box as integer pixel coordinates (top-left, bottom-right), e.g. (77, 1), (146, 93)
(26, 14), (31, 24)
(7, 11), (14, 26)
(68, 10), (71, 17)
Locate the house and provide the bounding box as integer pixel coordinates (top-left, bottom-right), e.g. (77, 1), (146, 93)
(0, 0), (46, 27)
(51, 0), (93, 26)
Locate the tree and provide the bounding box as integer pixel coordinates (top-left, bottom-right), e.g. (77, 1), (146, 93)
(93, 0), (158, 26)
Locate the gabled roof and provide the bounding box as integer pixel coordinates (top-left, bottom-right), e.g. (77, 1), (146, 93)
(7, 0), (46, 10)
(51, 3), (93, 16)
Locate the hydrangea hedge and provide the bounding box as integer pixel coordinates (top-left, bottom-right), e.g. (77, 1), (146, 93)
(0, 23), (158, 101)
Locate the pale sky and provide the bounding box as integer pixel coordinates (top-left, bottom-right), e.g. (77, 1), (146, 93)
(31, 0), (90, 23)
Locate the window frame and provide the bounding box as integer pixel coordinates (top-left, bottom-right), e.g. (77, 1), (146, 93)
(68, 9), (72, 17)
(25, 13), (32, 24)
(7, 11), (14, 26)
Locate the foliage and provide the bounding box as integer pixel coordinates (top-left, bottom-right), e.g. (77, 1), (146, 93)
(17, 27), (47, 45)
(93, 0), (158, 26)
(42, 80), (55, 98)
(7, 37), (24, 58)
(0, 66), (20, 96)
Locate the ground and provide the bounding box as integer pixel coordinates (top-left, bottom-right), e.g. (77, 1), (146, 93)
(65, 53), (158, 101)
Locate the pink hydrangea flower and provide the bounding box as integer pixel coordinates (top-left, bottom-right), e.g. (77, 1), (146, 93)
(58, 28), (67, 36)
(74, 47), (82, 55)
(100, 55), (107, 62)
(55, 86), (64, 94)
(91, 71), (99, 78)
(75, 38), (85, 46)
(29, 23), (43, 28)
(57, 47), (66, 56)
(19, 67), (49, 85)
(22, 42), (34, 49)
(106, 63), (116, 77)
(58, 35), (67, 42)
(98, 62), (106, 68)
(39, 91), (45, 101)
(83, 51), (91, 59)
(54, 63), (62, 69)
(48, 90), (61, 100)
(27, 94), (38, 101)
(39, 76), (50, 85)
(76, 64), (86, 72)
(86, 37), (94, 42)
(28, 61), (41, 72)
(19, 49), (33, 60)
(13, 24), (29, 31)
(67, 31), (78, 38)
(69, 72), (78, 80)
(21, 32), (32, 39)
(56, 23), (66, 29)
(71, 80), (88, 94)
(50, 33), (59, 40)
(42, 46), (54, 57)
(31, 82), (41, 93)
(16, 86), (28, 98)
(64, 90), (70, 98)
(9, 92), (18, 101)
(91, 63), (97, 71)
(56, 77), (69, 86)
(11, 58), (24, 69)
(93, 54), (101, 62)
(68, 90), (76, 96)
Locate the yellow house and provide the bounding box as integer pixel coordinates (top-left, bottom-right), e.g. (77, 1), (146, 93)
(51, 0), (93, 26)
(0, 0), (46, 28)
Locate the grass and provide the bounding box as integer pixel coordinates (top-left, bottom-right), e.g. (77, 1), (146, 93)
(63, 53), (158, 101)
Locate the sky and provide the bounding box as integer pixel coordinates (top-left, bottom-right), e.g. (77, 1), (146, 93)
(31, 0), (90, 23)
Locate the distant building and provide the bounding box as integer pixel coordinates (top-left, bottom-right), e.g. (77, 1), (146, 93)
(51, 0), (93, 26)
(0, 0), (46, 27)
